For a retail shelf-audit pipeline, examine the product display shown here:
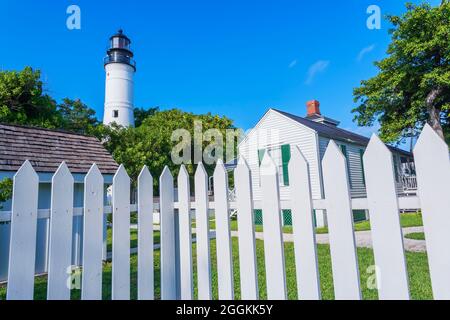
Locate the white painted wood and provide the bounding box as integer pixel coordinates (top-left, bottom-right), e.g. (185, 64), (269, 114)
(81, 164), (104, 300)
(177, 165), (193, 300)
(112, 165), (131, 300)
(237, 109), (323, 201)
(260, 154), (287, 300)
(160, 166), (177, 300)
(137, 166), (154, 300)
(364, 135), (410, 300)
(234, 157), (259, 300)
(7, 161), (39, 300)
(414, 124), (450, 300)
(195, 163), (212, 300)
(288, 147), (321, 300)
(322, 141), (361, 300)
(47, 162), (74, 300)
(213, 159), (234, 300)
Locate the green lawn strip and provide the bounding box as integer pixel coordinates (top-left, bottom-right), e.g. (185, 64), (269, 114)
(209, 213), (423, 235)
(106, 228), (161, 252)
(405, 233), (426, 241)
(0, 238), (432, 300)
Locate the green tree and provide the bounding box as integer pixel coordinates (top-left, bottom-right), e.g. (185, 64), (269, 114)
(0, 67), (61, 128)
(134, 107), (159, 127)
(102, 109), (236, 191)
(57, 98), (99, 134)
(353, 2), (450, 143)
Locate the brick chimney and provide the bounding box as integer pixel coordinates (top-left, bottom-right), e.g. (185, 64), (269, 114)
(306, 100), (321, 117)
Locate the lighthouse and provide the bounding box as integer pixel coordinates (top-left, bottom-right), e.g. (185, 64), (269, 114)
(103, 29), (136, 127)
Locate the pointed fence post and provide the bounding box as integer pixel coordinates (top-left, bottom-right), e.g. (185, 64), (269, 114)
(322, 141), (361, 300)
(260, 154), (287, 300)
(178, 165), (194, 300)
(7, 161), (39, 300)
(112, 165), (131, 300)
(234, 157), (259, 300)
(160, 166), (177, 300)
(47, 162), (74, 300)
(414, 124), (450, 300)
(288, 147), (321, 300)
(364, 135), (410, 300)
(195, 163), (212, 300)
(81, 164), (104, 300)
(137, 166), (154, 300)
(213, 159), (234, 300)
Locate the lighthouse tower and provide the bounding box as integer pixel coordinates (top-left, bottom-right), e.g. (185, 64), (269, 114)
(103, 29), (136, 127)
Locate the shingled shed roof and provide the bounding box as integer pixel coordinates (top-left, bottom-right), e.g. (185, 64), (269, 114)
(0, 124), (119, 174)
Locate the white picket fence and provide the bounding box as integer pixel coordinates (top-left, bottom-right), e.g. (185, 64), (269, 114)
(1, 124), (450, 300)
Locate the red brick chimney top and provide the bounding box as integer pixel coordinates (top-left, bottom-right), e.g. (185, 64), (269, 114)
(307, 100), (321, 117)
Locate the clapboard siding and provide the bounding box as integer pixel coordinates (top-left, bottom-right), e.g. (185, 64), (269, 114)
(319, 137), (367, 198)
(319, 137), (404, 198)
(239, 110), (322, 200)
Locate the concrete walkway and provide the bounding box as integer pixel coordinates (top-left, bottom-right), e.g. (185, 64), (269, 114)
(230, 227), (426, 253)
(130, 224), (427, 253)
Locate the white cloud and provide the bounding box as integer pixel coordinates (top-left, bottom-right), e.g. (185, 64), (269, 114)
(289, 60), (297, 68)
(357, 44), (376, 62)
(305, 60), (330, 84)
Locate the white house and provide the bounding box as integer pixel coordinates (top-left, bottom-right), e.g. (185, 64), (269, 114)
(0, 124), (118, 281)
(238, 100), (416, 228)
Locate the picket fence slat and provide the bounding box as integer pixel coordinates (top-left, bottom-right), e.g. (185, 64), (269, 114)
(213, 160), (234, 300)
(260, 154), (287, 300)
(47, 162), (74, 300)
(364, 135), (410, 300)
(81, 164), (104, 300)
(6, 161), (39, 300)
(288, 147), (321, 300)
(414, 124), (450, 300)
(160, 166), (177, 300)
(234, 157), (259, 300)
(195, 163), (213, 300)
(112, 165), (131, 300)
(322, 141), (361, 300)
(178, 165), (194, 300)
(137, 166), (154, 300)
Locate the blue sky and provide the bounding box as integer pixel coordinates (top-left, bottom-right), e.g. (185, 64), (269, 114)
(0, 0), (440, 136)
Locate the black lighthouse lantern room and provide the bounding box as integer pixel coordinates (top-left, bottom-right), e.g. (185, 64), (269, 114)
(104, 29), (136, 70)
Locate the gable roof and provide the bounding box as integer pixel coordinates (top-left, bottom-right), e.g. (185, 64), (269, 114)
(0, 124), (119, 174)
(271, 109), (412, 156)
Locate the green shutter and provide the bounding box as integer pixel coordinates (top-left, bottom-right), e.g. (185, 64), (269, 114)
(258, 149), (266, 166)
(339, 144), (352, 188)
(360, 149), (366, 186)
(393, 155), (400, 183)
(281, 144), (291, 186)
(340, 144), (347, 157)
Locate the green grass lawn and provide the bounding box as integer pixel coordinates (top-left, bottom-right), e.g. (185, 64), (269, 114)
(405, 233), (426, 241)
(208, 212), (423, 235)
(106, 228), (161, 252)
(0, 238), (432, 300)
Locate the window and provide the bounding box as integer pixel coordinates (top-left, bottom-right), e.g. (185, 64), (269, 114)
(113, 110), (119, 118)
(339, 144), (353, 189)
(258, 144), (291, 186)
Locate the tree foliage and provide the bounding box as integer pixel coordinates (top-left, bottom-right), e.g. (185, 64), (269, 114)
(0, 67), (60, 128)
(134, 107), (159, 127)
(353, 2), (450, 143)
(100, 109), (236, 190)
(57, 98), (99, 134)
